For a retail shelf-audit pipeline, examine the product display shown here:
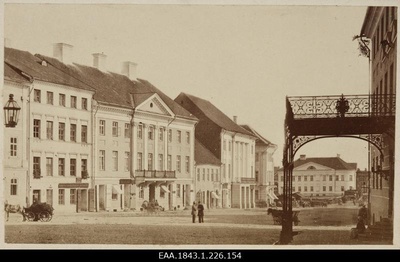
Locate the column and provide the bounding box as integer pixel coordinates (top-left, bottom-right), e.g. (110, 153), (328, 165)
(132, 122), (137, 173)
(143, 124), (148, 169)
(163, 127), (168, 171)
(154, 125), (159, 170)
(239, 185), (242, 209)
(252, 187), (256, 208)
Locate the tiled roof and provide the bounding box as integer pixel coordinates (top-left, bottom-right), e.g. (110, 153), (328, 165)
(240, 124), (276, 147)
(195, 139), (222, 166)
(174, 92), (254, 136)
(35, 53), (197, 119)
(278, 157), (357, 171)
(4, 63), (29, 82)
(5, 48), (95, 92)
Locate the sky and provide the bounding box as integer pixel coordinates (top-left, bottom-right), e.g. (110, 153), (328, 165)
(2, 1), (378, 169)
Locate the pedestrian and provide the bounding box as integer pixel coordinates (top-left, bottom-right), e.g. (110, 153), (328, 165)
(191, 201), (197, 223)
(358, 204), (368, 224)
(197, 201), (204, 223)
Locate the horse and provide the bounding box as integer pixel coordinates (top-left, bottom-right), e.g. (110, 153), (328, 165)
(267, 208), (283, 225)
(4, 202), (26, 222)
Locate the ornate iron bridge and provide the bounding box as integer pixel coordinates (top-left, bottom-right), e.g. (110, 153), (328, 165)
(280, 94), (395, 244)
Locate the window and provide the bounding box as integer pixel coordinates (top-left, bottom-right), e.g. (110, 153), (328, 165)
(33, 157), (41, 177)
(251, 145), (254, 154)
(185, 156), (190, 173)
(176, 155), (181, 172)
(350, 175), (353, 181)
(207, 169), (210, 181)
(81, 125), (87, 143)
(58, 158), (65, 176)
(34, 89), (41, 102)
(10, 178), (17, 195)
(168, 129), (172, 142)
(58, 189), (65, 205)
(59, 94), (66, 106)
(186, 131), (190, 144)
(310, 186), (314, 192)
(298, 186), (301, 192)
(202, 168), (205, 181)
(322, 186), (326, 192)
(70, 189), (76, 204)
(71, 96), (77, 108)
(125, 123), (130, 138)
(47, 91), (53, 105)
(112, 122), (118, 137)
(46, 157), (53, 176)
(310, 176), (313, 182)
(304, 176), (308, 181)
(341, 175), (344, 181)
(46, 121), (53, 140)
(138, 124), (143, 139)
(298, 176), (301, 182)
(304, 186), (308, 192)
(329, 186), (333, 192)
(82, 98), (88, 110)
(159, 154), (164, 170)
(70, 159), (76, 176)
(148, 126), (154, 140)
(322, 175), (326, 181)
(229, 141), (231, 151)
(341, 186), (345, 191)
(113, 151), (118, 171)
(159, 128), (164, 141)
(99, 150), (105, 171)
(336, 175), (339, 181)
(329, 175), (333, 181)
(10, 137), (17, 157)
(177, 131), (181, 143)
(56, 123), (64, 142)
(197, 169), (200, 181)
(228, 164), (231, 178)
(167, 155), (172, 171)
(211, 169), (214, 181)
(33, 119), (41, 138)
(176, 184), (181, 197)
(216, 169), (219, 181)
(139, 186), (144, 199)
(223, 140), (227, 150)
(137, 153), (143, 170)
(125, 152), (130, 171)
(81, 159), (87, 173)
(70, 124), (76, 142)
(148, 153), (153, 170)
(99, 120), (105, 136)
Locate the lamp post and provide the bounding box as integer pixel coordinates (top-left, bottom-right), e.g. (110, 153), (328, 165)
(3, 94), (21, 128)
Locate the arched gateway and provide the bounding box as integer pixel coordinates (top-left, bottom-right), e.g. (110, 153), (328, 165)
(280, 94), (395, 244)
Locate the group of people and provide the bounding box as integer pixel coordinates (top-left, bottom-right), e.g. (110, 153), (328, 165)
(191, 201), (204, 223)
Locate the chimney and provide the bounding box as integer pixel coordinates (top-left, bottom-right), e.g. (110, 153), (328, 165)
(300, 154), (306, 160)
(53, 43), (74, 64)
(337, 154), (341, 158)
(233, 116), (237, 123)
(4, 38), (12, 48)
(121, 61), (138, 81)
(92, 53), (107, 71)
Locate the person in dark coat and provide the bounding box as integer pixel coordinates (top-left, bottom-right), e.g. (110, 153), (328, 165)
(197, 201), (204, 223)
(191, 201), (197, 223)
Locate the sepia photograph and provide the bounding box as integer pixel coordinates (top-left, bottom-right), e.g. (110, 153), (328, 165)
(0, 0), (398, 251)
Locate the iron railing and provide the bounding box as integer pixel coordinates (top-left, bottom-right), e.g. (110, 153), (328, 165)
(134, 170), (176, 179)
(287, 94), (395, 119)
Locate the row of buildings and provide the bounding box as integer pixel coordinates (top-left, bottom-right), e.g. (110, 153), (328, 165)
(2, 43), (278, 213)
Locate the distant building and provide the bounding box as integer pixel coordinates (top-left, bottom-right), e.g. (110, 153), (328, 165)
(241, 125), (278, 206)
(277, 155), (357, 198)
(194, 140), (222, 209)
(175, 93), (257, 209)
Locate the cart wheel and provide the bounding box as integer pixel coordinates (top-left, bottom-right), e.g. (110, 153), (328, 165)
(39, 211), (51, 222)
(26, 212), (35, 221)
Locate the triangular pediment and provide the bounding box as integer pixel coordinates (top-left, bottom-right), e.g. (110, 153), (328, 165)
(135, 93), (174, 117)
(294, 161), (334, 171)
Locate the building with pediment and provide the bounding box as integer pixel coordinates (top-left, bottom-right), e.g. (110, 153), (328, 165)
(276, 155), (357, 198)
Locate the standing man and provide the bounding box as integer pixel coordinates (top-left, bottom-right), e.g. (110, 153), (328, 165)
(191, 201), (197, 223)
(197, 201), (204, 223)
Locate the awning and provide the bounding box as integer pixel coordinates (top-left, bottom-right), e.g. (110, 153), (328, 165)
(112, 185), (123, 194)
(268, 192), (278, 200)
(211, 192), (220, 199)
(161, 185), (170, 193)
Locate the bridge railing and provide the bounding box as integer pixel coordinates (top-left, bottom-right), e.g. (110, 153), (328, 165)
(287, 94), (395, 119)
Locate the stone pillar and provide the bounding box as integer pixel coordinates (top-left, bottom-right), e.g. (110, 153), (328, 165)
(143, 124), (148, 169)
(154, 125), (159, 170)
(239, 185), (242, 209)
(252, 187), (256, 208)
(163, 127), (167, 170)
(132, 122), (137, 173)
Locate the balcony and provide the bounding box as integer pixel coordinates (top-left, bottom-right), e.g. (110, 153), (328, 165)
(134, 170), (176, 179)
(241, 177), (256, 184)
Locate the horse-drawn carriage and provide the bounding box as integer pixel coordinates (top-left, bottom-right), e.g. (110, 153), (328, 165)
(267, 208), (300, 226)
(24, 202), (54, 222)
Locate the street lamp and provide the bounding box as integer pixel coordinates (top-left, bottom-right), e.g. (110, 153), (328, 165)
(3, 94), (21, 128)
